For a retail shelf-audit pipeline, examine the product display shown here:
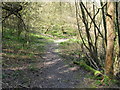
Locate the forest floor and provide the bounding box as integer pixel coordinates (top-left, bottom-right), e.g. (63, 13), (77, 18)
(2, 37), (119, 88)
(37, 39), (91, 88)
(2, 38), (93, 88)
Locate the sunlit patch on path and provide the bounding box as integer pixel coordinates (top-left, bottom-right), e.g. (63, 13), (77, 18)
(53, 39), (69, 43)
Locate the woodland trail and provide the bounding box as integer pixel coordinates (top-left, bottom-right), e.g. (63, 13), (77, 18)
(39, 39), (89, 88)
(2, 38), (119, 88)
(2, 39), (91, 88)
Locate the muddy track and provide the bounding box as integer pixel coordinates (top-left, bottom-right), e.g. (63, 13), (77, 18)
(2, 39), (90, 88)
(39, 40), (89, 88)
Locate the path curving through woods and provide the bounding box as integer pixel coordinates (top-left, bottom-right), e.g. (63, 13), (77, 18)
(2, 38), (91, 88)
(39, 39), (89, 88)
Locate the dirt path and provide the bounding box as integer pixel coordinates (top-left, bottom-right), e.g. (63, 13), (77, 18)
(2, 38), (119, 88)
(2, 39), (91, 88)
(39, 39), (89, 88)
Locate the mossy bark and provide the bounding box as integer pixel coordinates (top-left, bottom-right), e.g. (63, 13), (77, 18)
(73, 60), (102, 77)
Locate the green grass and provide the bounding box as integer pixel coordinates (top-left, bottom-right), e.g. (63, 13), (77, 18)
(2, 28), (52, 69)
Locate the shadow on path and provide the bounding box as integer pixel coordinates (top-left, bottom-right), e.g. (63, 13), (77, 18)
(2, 39), (90, 88)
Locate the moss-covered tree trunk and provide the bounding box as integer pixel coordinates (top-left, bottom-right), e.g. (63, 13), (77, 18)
(105, 2), (115, 77)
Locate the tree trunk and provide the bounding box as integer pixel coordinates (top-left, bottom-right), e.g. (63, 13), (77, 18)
(114, 2), (120, 79)
(116, 2), (120, 56)
(101, 2), (107, 46)
(105, 2), (115, 77)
